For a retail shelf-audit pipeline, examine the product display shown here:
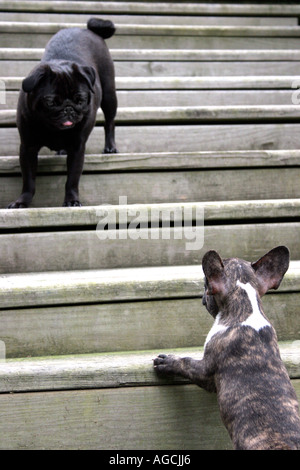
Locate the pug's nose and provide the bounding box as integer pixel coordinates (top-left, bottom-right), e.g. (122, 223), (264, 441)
(64, 106), (74, 116)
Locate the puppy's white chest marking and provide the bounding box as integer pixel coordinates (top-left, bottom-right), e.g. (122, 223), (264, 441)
(204, 312), (228, 350)
(204, 281), (271, 350)
(237, 281), (271, 331)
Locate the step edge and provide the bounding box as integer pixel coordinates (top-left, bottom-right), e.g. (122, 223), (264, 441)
(0, 261), (299, 309)
(0, 342), (299, 393)
(0, 199), (300, 229)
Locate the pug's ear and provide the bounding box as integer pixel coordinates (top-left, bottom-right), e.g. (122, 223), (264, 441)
(72, 64), (96, 93)
(22, 64), (52, 93)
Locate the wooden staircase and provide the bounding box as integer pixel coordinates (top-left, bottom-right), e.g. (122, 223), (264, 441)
(0, 1), (300, 450)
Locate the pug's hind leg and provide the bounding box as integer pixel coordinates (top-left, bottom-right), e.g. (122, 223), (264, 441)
(101, 83), (118, 154)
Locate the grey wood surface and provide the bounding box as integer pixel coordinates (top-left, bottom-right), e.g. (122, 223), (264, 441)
(1, 295), (299, 357)
(2, 124), (300, 156)
(0, 223), (299, 273)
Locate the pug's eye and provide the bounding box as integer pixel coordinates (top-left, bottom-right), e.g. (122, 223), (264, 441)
(74, 94), (87, 106)
(43, 96), (56, 108)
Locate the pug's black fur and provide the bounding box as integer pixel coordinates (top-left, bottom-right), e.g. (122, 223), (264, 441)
(9, 18), (117, 208)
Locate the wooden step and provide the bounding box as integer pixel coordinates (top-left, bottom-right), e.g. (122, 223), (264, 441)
(3, 47), (300, 79)
(0, 221), (299, 273)
(0, 381), (231, 450)
(1, 255), (300, 309)
(2, 12), (298, 27)
(0, 153), (300, 207)
(3, 89), (298, 109)
(3, 76), (299, 91)
(2, 22), (300, 50)
(1, 1), (300, 17)
(0, 151), (300, 209)
(1, 150), (299, 173)
(4, 47), (300, 61)
(3, 56), (300, 77)
(2, 124), (300, 157)
(0, 261), (299, 357)
(0, 263), (204, 309)
(2, 169), (299, 207)
(3, 105), (300, 126)
(0, 347), (298, 449)
(1, 199), (299, 229)
(2, 292), (300, 357)
(3, 23), (300, 37)
(0, 381), (297, 450)
(1, 344), (300, 392)
(3, 75), (299, 109)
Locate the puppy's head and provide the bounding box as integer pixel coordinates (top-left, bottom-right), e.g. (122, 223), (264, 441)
(22, 61), (96, 130)
(201, 246), (290, 318)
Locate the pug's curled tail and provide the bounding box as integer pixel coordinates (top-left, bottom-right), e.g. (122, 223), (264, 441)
(87, 18), (116, 39)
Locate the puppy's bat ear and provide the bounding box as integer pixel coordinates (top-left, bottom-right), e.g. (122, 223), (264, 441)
(72, 64), (96, 93)
(22, 64), (52, 93)
(251, 246), (290, 296)
(202, 250), (227, 296)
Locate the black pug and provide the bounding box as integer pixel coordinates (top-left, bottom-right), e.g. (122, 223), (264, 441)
(8, 18), (117, 208)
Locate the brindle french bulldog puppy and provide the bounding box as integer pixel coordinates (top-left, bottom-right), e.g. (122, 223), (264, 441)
(9, 18), (117, 208)
(154, 246), (300, 450)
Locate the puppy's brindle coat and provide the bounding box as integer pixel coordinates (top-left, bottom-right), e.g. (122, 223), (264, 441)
(154, 246), (300, 450)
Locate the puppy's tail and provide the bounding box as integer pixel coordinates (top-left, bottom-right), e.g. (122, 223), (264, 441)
(87, 18), (116, 39)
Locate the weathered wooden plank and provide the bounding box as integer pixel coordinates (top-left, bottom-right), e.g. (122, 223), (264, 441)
(2, 381), (299, 450)
(8, 104), (300, 126)
(114, 76), (300, 91)
(1, 294), (299, 358)
(0, 259), (299, 307)
(1, 150), (300, 174)
(3, 33), (300, 50)
(2, 76), (299, 91)
(0, 383), (232, 450)
(0, 259), (299, 309)
(116, 90), (298, 107)
(1, 1), (300, 16)
(0, 222), (299, 273)
(2, 23), (300, 37)
(2, 167), (300, 208)
(1, 199), (299, 229)
(0, 264), (204, 309)
(263, 295), (300, 345)
(1, 344), (299, 393)
(4, 105), (300, 127)
(0, 299), (208, 357)
(3, 58), (300, 77)
(0, 379), (298, 450)
(2, 123), (300, 156)
(3, 89), (298, 110)
(1, 12), (297, 27)
(4, 48), (300, 61)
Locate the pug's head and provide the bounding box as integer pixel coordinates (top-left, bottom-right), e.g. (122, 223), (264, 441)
(22, 61), (96, 130)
